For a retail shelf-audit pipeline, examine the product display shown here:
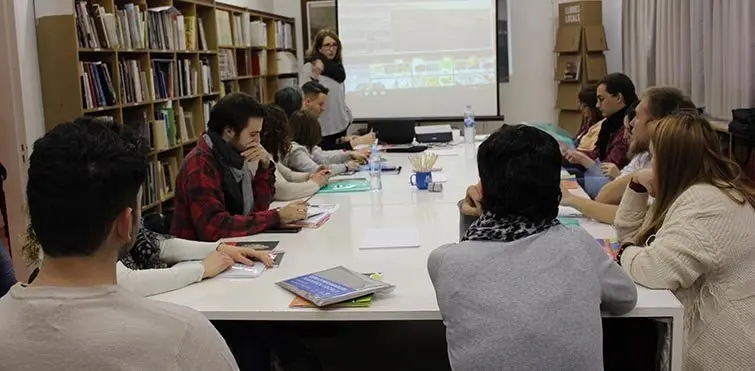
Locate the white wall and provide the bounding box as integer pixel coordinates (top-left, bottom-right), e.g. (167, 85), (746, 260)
(15, 0), (45, 153)
(601, 0), (623, 73)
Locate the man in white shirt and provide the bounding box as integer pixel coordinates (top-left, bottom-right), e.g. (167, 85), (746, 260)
(0, 117), (239, 371)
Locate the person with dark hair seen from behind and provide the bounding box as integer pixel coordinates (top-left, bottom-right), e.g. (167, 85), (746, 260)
(615, 113), (755, 370)
(262, 104), (330, 201)
(274, 86), (305, 118)
(565, 73), (637, 172)
(171, 92), (307, 242)
(0, 117), (238, 370)
(301, 30), (376, 150)
(573, 84), (604, 154)
(430, 125), (636, 371)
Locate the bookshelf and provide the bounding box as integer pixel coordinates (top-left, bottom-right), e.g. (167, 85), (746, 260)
(35, 0), (298, 214)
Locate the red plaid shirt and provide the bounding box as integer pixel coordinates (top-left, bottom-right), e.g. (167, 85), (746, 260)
(171, 139), (280, 241)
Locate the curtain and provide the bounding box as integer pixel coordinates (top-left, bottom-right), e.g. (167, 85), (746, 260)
(622, 0), (755, 119)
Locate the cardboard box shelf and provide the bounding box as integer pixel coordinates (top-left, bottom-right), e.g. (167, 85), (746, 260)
(555, 53), (607, 83)
(556, 83), (583, 111)
(554, 25), (608, 53)
(558, 1), (603, 27)
(559, 110), (584, 135)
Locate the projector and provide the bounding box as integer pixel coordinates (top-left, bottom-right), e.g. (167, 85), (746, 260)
(415, 125), (453, 143)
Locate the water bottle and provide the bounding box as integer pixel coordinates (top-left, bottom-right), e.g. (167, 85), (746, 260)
(463, 105), (475, 145)
(368, 141), (382, 191)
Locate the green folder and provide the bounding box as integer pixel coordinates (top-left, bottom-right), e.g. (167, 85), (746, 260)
(318, 179), (372, 194)
(526, 122), (576, 149)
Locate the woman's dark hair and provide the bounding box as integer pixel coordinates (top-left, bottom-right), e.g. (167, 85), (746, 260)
(274, 87), (303, 118)
(261, 104), (293, 162)
(578, 84), (602, 131)
(477, 125), (562, 222)
(288, 110), (323, 151)
(625, 100), (639, 122)
(207, 92), (265, 135)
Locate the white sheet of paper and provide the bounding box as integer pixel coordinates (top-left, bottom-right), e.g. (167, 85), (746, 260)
(558, 206), (583, 217)
(360, 227), (421, 249)
(429, 172), (448, 183)
(429, 148), (459, 156)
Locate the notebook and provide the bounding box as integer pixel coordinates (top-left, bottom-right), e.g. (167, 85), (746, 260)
(225, 241), (280, 251)
(277, 266), (395, 307)
(318, 179), (371, 193)
(558, 206), (583, 217)
(217, 251), (286, 279)
(288, 204), (338, 228)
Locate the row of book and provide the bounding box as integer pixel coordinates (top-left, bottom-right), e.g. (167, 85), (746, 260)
(76, 2), (209, 51)
(219, 50), (269, 80)
(274, 21), (295, 50)
(142, 157), (179, 207)
(80, 61), (117, 109)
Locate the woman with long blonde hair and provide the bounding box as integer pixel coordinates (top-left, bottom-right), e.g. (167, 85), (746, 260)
(614, 112), (755, 370)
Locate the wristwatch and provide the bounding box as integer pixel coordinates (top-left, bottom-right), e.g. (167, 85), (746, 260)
(615, 242), (632, 266)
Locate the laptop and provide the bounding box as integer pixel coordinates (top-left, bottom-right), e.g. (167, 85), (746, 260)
(368, 120), (416, 145)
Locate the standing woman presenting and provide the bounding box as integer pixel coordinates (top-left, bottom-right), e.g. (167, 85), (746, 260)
(300, 29), (374, 150)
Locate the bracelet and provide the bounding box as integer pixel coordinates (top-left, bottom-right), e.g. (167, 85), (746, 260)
(615, 242), (633, 266)
(629, 178), (647, 193)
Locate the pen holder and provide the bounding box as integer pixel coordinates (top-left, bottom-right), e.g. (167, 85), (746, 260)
(410, 171), (432, 190)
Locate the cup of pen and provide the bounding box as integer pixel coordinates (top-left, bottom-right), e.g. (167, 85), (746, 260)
(408, 153), (439, 191)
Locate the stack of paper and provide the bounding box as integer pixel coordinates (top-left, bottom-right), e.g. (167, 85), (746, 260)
(558, 206), (582, 217)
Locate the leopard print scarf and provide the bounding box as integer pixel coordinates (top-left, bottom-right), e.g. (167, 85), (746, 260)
(120, 221), (169, 270)
(462, 211), (560, 242)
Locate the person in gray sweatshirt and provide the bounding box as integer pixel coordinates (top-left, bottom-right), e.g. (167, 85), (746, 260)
(428, 125), (637, 371)
(283, 110), (367, 175)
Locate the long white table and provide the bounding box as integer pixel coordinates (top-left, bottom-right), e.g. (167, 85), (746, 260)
(154, 140), (683, 371)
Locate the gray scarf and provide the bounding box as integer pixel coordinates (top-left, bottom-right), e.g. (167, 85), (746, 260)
(203, 134), (254, 215)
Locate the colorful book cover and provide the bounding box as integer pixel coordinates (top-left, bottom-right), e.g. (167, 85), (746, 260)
(287, 273), (383, 308)
(596, 238), (620, 259)
(318, 179), (371, 194)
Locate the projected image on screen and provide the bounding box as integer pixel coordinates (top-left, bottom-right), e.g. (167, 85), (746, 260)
(337, 0), (498, 119)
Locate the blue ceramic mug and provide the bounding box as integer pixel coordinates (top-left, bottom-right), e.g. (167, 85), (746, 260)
(410, 172), (432, 190)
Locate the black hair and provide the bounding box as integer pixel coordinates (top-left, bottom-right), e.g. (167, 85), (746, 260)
(625, 100), (639, 122)
(206, 92), (266, 135)
(301, 80), (329, 98)
(274, 87), (304, 118)
(597, 73), (638, 106)
(477, 125), (562, 222)
(26, 116), (148, 257)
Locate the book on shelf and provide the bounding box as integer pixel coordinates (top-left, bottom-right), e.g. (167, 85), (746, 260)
(232, 13), (252, 47)
(147, 6), (187, 51)
(80, 61), (117, 109)
(176, 105), (197, 142)
(218, 49), (238, 80)
(250, 20), (268, 48)
(197, 17), (208, 50)
(276, 51), (298, 74)
(151, 59), (176, 99)
(154, 104), (178, 148)
(215, 10), (233, 46)
(252, 51), (267, 76)
(177, 58), (198, 97)
(116, 3), (147, 50)
(118, 59), (148, 104)
(158, 157), (179, 198)
(200, 58), (214, 94)
(203, 101), (216, 130)
(75, 1), (119, 49)
(275, 20), (293, 49)
(142, 161), (159, 207)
